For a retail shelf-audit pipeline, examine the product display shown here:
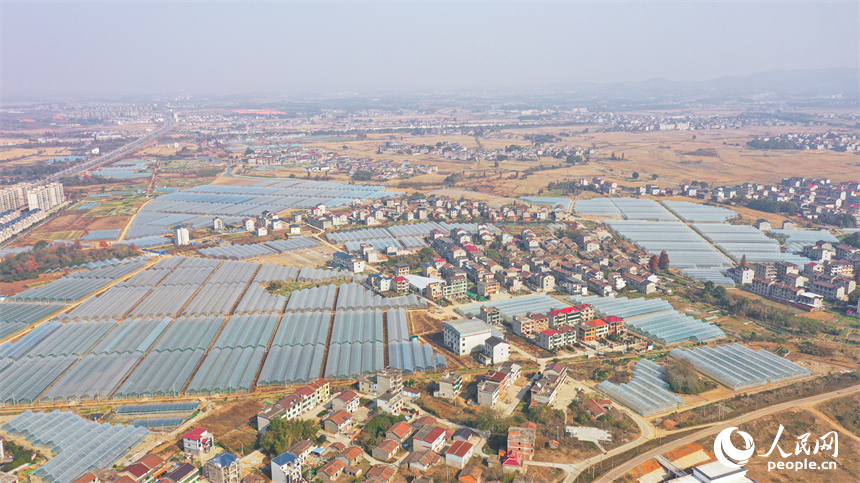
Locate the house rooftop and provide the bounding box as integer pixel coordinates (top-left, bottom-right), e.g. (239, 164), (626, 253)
(444, 318), (492, 337)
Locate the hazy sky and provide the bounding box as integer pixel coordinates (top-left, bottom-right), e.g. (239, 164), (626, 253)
(1, 1), (857, 99)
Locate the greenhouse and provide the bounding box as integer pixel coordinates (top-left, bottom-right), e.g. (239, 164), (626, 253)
(575, 198), (677, 221)
(669, 343), (811, 391)
(234, 283), (288, 314)
(569, 295), (725, 345)
(661, 200), (738, 223)
(692, 223), (811, 265)
(89, 317), (173, 354)
(597, 359), (685, 416)
(328, 221), (499, 245)
(186, 346), (266, 394)
(125, 179), (398, 238)
(181, 282), (250, 317)
(605, 220), (733, 269)
(133, 417), (186, 429)
(116, 402), (199, 415)
(1, 410), (149, 483)
(115, 348), (208, 398)
(0, 302), (65, 340)
(60, 285), (153, 321)
(258, 311), (330, 386)
(457, 294), (568, 320)
(0, 356), (77, 405)
(296, 267), (353, 283)
(254, 263), (300, 283)
(40, 352), (143, 402)
(285, 284), (339, 311)
(520, 196), (572, 211)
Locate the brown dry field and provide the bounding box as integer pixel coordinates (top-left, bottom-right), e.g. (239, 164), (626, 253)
(9, 211), (131, 247)
(0, 272), (63, 297)
(0, 146), (73, 163)
(261, 125), (860, 197)
(184, 399), (263, 456)
(692, 408), (860, 483)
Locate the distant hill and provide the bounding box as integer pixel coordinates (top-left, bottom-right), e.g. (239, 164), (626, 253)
(545, 67), (858, 102)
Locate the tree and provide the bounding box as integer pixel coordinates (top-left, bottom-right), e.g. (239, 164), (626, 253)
(259, 418), (318, 457)
(648, 255), (659, 273)
(651, 173), (659, 180)
(352, 170), (373, 181)
(658, 250), (670, 271)
(632, 172), (640, 179)
(740, 254), (747, 267)
(699, 181), (709, 189)
(666, 360), (707, 394)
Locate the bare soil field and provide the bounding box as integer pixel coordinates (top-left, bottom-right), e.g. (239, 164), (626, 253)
(694, 409), (859, 483)
(190, 399), (264, 456)
(0, 272), (63, 297)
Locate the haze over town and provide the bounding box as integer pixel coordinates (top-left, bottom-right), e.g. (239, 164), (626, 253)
(0, 2), (858, 483)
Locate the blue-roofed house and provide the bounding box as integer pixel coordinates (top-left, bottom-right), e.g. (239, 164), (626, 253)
(202, 452), (240, 483)
(271, 451), (301, 483)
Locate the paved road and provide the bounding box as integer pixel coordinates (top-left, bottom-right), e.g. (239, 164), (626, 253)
(591, 383), (860, 483)
(47, 113), (175, 182)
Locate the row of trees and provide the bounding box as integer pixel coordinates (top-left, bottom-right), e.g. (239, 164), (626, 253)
(0, 241), (140, 283)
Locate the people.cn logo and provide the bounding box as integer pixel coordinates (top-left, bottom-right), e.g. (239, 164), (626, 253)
(714, 427), (756, 468)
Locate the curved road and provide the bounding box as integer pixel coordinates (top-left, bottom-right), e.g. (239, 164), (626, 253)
(592, 383), (860, 482)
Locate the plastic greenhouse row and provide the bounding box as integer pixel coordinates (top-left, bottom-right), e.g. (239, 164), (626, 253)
(115, 402), (199, 415)
(40, 352), (143, 402)
(343, 237), (404, 253)
(458, 293), (568, 319)
(570, 295), (725, 345)
(133, 418), (185, 429)
(605, 220), (733, 270)
(182, 281), (250, 317)
(661, 200), (737, 223)
(126, 179), (396, 236)
(208, 261), (260, 284)
(10, 277), (115, 303)
(0, 356), (77, 405)
(387, 308), (410, 342)
(127, 284), (201, 318)
(254, 264), (300, 283)
(669, 343), (811, 391)
(0, 320), (116, 360)
(336, 283), (426, 310)
(159, 265), (218, 286)
(1, 410), (149, 483)
(186, 347), (266, 394)
(270, 311), (331, 347)
(0, 303), (65, 340)
(90, 317), (173, 355)
(597, 360), (684, 416)
(116, 268), (170, 287)
(212, 313), (280, 349)
(234, 283), (288, 314)
(60, 285), (154, 321)
(328, 221), (499, 244)
(258, 344), (326, 386)
(150, 315), (225, 352)
(285, 284), (338, 311)
(115, 348), (207, 398)
(65, 259), (149, 280)
(389, 339), (444, 374)
(296, 267), (353, 283)
(325, 340), (385, 378)
(330, 309), (384, 344)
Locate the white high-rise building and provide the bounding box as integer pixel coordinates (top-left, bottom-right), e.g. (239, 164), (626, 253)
(25, 183), (65, 212)
(174, 225), (190, 246)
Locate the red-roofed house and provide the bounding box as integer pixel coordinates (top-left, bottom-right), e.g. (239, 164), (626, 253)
(603, 315), (626, 335)
(182, 427), (213, 457)
(586, 399), (613, 419)
(584, 318), (609, 338)
(536, 328), (563, 350)
(445, 440), (475, 468)
(412, 425), (446, 452)
(332, 390), (360, 412)
(393, 276), (409, 294)
(323, 410), (354, 435)
(385, 421), (414, 442)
